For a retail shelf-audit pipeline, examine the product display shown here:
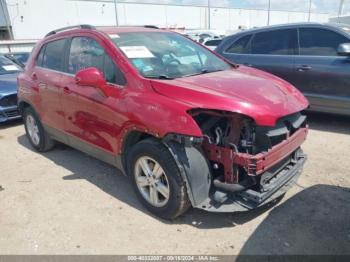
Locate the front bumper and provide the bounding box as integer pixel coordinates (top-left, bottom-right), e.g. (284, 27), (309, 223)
(0, 105), (21, 123)
(197, 150), (306, 212)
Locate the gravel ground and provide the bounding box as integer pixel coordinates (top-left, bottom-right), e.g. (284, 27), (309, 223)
(0, 112), (349, 255)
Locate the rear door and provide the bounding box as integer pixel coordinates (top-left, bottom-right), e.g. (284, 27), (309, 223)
(33, 38), (67, 134)
(294, 27), (350, 114)
(222, 28), (297, 85)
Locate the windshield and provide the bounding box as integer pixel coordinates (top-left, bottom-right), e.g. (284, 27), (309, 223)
(110, 31), (231, 79)
(0, 56), (22, 75)
(11, 53), (30, 64)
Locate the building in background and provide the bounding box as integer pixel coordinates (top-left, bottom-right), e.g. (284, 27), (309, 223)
(0, 0), (13, 39)
(329, 15), (350, 24)
(0, 0), (335, 40)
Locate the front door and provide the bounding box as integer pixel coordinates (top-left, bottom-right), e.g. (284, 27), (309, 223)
(60, 35), (128, 166)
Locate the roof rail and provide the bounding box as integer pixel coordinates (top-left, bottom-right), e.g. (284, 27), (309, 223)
(115, 25), (159, 29)
(45, 24), (96, 37)
(143, 25), (159, 29)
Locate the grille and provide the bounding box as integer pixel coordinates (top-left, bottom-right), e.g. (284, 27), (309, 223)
(5, 109), (20, 118)
(0, 94), (18, 107)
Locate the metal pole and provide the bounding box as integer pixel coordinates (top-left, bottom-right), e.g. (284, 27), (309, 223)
(338, 0), (345, 18)
(114, 0), (119, 26)
(267, 0), (271, 25)
(308, 0), (312, 22)
(208, 0), (211, 29)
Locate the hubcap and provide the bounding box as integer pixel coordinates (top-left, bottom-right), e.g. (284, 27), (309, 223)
(134, 156), (170, 207)
(26, 114), (40, 146)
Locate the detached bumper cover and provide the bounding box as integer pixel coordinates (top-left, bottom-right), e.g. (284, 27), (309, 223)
(198, 151), (307, 212)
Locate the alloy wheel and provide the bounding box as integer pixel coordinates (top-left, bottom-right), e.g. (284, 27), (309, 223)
(134, 156), (170, 207)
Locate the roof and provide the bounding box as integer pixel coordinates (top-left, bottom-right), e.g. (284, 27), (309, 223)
(44, 25), (165, 39)
(239, 22), (324, 33)
(97, 26), (163, 34)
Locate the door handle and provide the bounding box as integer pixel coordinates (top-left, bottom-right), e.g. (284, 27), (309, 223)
(63, 86), (71, 94)
(31, 72), (38, 80)
(297, 65), (312, 71)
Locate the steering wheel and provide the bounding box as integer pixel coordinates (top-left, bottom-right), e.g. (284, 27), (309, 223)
(164, 58), (181, 66)
(163, 58), (181, 75)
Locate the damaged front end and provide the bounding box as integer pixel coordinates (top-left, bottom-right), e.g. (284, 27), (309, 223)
(164, 109), (308, 212)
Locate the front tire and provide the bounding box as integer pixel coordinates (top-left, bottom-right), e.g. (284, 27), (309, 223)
(23, 107), (55, 152)
(128, 138), (190, 219)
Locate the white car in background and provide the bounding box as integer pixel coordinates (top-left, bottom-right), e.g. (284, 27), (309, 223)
(202, 38), (222, 50)
(185, 30), (222, 43)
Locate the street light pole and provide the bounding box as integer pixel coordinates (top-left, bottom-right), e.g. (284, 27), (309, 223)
(267, 0), (271, 25)
(114, 0), (119, 26)
(308, 0), (312, 22)
(208, 0), (211, 29)
(338, 0), (345, 18)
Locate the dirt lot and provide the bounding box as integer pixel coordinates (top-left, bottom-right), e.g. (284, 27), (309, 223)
(0, 112), (349, 255)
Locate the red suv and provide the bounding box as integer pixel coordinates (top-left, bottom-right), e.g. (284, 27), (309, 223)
(17, 25), (309, 219)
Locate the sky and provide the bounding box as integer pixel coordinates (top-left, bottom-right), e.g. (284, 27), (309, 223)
(120, 0), (347, 15)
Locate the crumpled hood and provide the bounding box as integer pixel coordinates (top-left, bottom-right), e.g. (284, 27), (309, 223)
(0, 73), (18, 95)
(150, 67), (309, 126)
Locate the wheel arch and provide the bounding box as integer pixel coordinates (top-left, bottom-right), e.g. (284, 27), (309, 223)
(121, 130), (154, 175)
(18, 99), (38, 117)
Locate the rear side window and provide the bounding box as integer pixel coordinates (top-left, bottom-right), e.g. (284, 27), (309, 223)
(68, 37), (126, 85)
(299, 28), (349, 56)
(225, 35), (251, 54)
(42, 39), (66, 71)
(251, 29), (296, 55)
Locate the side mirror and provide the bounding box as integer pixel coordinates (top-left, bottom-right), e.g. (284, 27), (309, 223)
(75, 67), (106, 89)
(337, 43), (350, 56)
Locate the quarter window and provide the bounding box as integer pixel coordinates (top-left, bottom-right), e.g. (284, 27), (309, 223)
(68, 37), (126, 85)
(42, 39), (66, 71)
(251, 29), (296, 55)
(299, 28), (349, 56)
(226, 35), (251, 54)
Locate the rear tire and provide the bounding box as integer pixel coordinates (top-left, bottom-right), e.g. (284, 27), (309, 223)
(127, 138), (190, 219)
(23, 107), (55, 152)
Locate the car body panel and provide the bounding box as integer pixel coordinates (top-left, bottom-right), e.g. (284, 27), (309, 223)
(151, 66), (308, 126)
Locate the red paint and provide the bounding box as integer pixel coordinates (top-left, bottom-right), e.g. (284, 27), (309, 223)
(18, 27), (309, 157)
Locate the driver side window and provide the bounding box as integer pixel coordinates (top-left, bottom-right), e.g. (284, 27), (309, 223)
(68, 37), (126, 85)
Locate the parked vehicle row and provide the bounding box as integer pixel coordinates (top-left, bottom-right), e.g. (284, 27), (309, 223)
(17, 25), (308, 219)
(216, 22), (350, 116)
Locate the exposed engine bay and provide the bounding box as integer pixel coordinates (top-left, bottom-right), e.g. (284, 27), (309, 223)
(188, 109), (308, 196)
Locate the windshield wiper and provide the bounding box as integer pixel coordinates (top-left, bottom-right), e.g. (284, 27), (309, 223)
(182, 68), (224, 78)
(201, 68), (224, 74)
(145, 74), (174, 80)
